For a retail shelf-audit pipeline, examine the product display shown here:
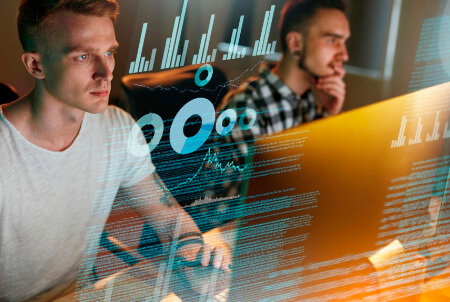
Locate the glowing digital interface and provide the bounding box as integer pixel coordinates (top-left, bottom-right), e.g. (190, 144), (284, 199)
(70, 0), (450, 301)
(128, 0), (277, 74)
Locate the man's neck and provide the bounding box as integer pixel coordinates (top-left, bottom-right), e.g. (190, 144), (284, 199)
(2, 84), (85, 151)
(273, 55), (313, 96)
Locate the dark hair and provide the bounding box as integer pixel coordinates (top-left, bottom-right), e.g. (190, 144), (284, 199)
(279, 0), (346, 53)
(17, 0), (119, 52)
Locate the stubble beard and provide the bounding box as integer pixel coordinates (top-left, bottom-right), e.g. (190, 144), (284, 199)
(297, 42), (320, 80)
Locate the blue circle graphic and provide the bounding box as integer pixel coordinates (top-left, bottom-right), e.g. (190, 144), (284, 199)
(216, 109), (237, 136)
(195, 64), (213, 87)
(239, 108), (257, 130)
(170, 98), (215, 155)
(128, 113), (164, 157)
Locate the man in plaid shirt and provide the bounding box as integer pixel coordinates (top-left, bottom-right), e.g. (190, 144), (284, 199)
(196, 0), (350, 229)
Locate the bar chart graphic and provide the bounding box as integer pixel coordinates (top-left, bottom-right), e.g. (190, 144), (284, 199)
(128, 23), (158, 74)
(391, 116), (407, 148)
(252, 5), (277, 57)
(161, 0), (189, 69)
(444, 121), (450, 139)
(223, 15), (247, 60)
(426, 111), (441, 141)
(128, 1), (279, 74)
(408, 117), (423, 145)
(193, 14), (217, 64)
(391, 109), (450, 148)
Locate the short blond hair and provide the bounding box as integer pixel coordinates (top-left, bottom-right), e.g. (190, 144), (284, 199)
(17, 0), (119, 52)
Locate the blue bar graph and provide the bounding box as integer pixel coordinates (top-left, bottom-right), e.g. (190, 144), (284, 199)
(232, 16), (245, 59)
(271, 41), (277, 54)
(165, 16), (180, 69)
(170, 0), (189, 68)
(211, 49), (217, 62)
(180, 40), (189, 66)
(161, 38), (171, 69)
(197, 34), (206, 64)
(194, 14), (216, 64)
(134, 23), (148, 73)
(256, 11), (269, 56)
(242, 47), (248, 58)
(252, 40), (259, 56)
(252, 5), (277, 57)
(128, 23), (148, 74)
(160, 0), (189, 69)
(139, 57), (146, 72)
(128, 2), (277, 72)
(260, 5), (275, 55)
(226, 29), (237, 60)
(128, 23), (160, 74)
(149, 48), (157, 71)
(201, 15), (215, 63)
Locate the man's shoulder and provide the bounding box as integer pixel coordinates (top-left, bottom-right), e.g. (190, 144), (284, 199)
(95, 105), (136, 128)
(219, 75), (267, 110)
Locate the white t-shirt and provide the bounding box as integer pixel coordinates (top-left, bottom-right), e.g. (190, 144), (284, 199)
(0, 106), (155, 301)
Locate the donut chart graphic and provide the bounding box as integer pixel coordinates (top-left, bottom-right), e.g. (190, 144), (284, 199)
(239, 108), (257, 130)
(195, 64), (214, 87)
(216, 109), (237, 136)
(170, 97), (216, 154)
(128, 113), (164, 157)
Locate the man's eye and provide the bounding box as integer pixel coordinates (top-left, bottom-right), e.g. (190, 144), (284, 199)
(77, 54), (90, 61)
(106, 51), (113, 57)
(328, 38), (336, 44)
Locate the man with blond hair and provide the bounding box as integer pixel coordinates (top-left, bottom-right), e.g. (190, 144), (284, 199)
(0, 0), (230, 300)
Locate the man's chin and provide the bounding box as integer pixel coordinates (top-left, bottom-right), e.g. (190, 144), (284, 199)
(85, 99), (109, 114)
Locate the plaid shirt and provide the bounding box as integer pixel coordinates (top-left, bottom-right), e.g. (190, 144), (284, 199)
(194, 63), (327, 230)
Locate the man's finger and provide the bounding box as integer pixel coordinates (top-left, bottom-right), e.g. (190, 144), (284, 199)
(221, 254), (231, 272)
(211, 246), (224, 269)
(317, 82), (345, 96)
(200, 244), (212, 267)
(322, 87), (344, 101)
(318, 76), (345, 88)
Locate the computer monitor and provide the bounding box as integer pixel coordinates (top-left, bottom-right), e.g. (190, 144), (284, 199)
(227, 82), (449, 301)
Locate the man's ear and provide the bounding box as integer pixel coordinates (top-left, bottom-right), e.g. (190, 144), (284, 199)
(286, 31), (304, 58)
(21, 52), (45, 79)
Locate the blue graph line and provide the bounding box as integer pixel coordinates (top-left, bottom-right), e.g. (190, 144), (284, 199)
(133, 56), (269, 99)
(164, 148), (245, 192)
(125, 147), (244, 203)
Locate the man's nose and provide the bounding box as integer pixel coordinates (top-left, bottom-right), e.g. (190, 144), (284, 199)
(94, 58), (113, 81)
(339, 44), (349, 62)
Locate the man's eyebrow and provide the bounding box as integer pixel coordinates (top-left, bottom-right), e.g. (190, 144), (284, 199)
(66, 43), (120, 54)
(322, 32), (349, 40)
(109, 44), (120, 51)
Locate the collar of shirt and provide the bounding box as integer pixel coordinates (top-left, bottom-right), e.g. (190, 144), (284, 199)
(258, 62), (311, 102)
